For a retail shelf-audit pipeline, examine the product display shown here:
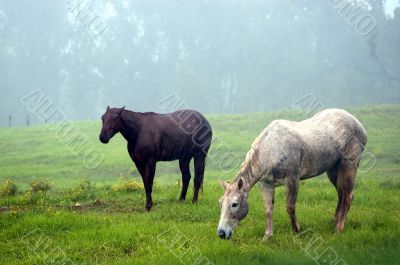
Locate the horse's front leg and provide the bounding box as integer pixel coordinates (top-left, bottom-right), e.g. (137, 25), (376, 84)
(260, 182), (275, 241)
(135, 160), (156, 211)
(285, 177), (300, 233)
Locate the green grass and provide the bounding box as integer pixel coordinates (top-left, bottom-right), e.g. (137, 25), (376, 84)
(0, 105), (399, 264)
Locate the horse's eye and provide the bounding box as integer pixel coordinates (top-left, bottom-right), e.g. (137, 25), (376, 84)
(231, 202), (239, 208)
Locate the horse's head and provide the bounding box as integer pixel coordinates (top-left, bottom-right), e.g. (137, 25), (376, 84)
(99, 106), (125, 144)
(217, 177), (249, 239)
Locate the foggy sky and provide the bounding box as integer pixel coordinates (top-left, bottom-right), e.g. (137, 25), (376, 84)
(0, 0), (399, 126)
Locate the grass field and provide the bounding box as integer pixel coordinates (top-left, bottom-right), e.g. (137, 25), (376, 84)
(0, 105), (399, 264)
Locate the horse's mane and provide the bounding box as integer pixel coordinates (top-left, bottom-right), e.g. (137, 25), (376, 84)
(233, 145), (262, 188)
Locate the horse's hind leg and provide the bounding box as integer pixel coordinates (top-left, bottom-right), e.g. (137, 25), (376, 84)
(179, 158), (192, 201)
(327, 162), (342, 222)
(192, 153), (206, 203)
(285, 176), (300, 233)
(336, 159), (357, 232)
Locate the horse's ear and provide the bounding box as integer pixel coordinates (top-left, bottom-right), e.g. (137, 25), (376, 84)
(106, 106), (110, 111)
(118, 106), (125, 116)
(220, 179), (227, 190)
(237, 178), (244, 190)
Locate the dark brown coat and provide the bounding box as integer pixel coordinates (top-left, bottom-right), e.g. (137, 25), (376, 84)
(99, 106), (212, 210)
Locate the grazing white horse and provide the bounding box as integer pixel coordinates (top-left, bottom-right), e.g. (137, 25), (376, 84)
(217, 109), (367, 240)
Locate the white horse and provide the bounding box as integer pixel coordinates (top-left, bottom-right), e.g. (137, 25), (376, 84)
(217, 109), (367, 240)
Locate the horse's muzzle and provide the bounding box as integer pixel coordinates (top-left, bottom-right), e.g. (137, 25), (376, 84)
(217, 228), (232, 240)
(99, 135), (109, 144)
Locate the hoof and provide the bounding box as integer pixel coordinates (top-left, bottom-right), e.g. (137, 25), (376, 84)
(262, 234), (273, 242)
(145, 202), (153, 211)
(293, 223), (301, 234)
(335, 224), (344, 233)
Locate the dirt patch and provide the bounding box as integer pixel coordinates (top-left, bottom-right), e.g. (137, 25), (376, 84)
(67, 199), (146, 213)
(68, 199), (106, 212)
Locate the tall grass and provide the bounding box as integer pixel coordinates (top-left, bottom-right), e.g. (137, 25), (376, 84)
(0, 105), (399, 264)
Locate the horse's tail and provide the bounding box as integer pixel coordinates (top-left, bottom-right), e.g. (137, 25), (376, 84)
(201, 176), (204, 196)
(200, 153), (208, 198)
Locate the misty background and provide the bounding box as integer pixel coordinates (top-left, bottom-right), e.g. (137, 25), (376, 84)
(0, 0), (399, 126)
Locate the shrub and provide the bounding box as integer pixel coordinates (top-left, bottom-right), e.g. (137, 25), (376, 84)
(22, 190), (49, 205)
(0, 179), (18, 197)
(112, 177), (144, 192)
(69, 179), (96, 202)
(30, 179), (51, 193)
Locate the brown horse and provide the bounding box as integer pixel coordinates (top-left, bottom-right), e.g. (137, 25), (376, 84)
(99, 106), (212, 210)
